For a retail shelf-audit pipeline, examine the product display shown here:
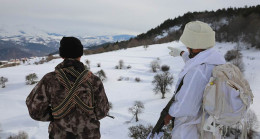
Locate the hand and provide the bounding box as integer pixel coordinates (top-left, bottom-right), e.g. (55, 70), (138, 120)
(168, 47), (183, 57)
(164, 114), (173, 125)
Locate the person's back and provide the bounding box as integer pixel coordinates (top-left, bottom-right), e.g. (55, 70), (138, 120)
(26, 37), (109, 139)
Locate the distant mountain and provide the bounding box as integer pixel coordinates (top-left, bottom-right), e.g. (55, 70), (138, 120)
(0, 25), (135, 60)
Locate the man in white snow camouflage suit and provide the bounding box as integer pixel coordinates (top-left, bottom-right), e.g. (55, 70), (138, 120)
(165, 21), (226, 139)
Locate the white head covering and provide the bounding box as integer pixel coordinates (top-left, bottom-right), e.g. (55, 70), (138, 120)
(180, 21), (215, 49)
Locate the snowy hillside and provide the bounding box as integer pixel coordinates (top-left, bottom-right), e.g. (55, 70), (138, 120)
(0, 41), (259, 138)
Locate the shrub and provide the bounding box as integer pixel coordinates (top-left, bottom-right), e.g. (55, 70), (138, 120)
(0, 76), (8, 88)
(152, 72), (174, 99)
(135, 77), (141, 82)
(161, 65), (170, 72)
(7, 131), (29, 139)
(117, 76), (123, 81)
(128, 124), (153, 139)
(128, 101), (144, 122)
(150, 60), (160, 73)
(97, 63), (101, 67)
(115, 65), (119, 69)
(127, 65), (132, 69)
(25, 73), (38, 85)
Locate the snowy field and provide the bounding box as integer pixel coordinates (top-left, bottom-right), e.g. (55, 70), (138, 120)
(0, 41), (259, 138)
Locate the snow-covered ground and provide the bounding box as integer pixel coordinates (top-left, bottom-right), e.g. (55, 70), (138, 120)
(0, 41), (259, 138)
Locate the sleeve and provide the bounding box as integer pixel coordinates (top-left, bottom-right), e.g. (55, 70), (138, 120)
(168, 68), (208, 117)
(93, 76), (109, 120)
(181, 51), (190, 63)
(26, 74), (53, 121)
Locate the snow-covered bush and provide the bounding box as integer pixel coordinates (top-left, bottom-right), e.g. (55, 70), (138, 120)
(143, 45), (149, 50)
(247, 109), (259, 138)
(150, 60), (160, 73)
(85, 59), (90, 70)
(119, 60), (124, 69)
(224, 49), (242, 62)
(25, 73), (38, 85)
(231, 58), (245, 73)
(127, 65), (132, 69)
(161, 65), (170, 72)
(7, 131), (28, 139)
(0, 76), (8, 88)
(128, 124), (153, 139)
(95, 69), (107, 81)
(152, 72), (174, 99)
(224, 49), (245, 72)
(128, 101), (144, 122)
(97, 63), (101, 67)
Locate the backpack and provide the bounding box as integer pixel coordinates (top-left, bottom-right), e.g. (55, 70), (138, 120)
(201, 63), (254, 139)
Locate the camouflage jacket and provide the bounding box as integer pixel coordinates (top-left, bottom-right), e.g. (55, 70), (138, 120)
(26, 59), (109, 139)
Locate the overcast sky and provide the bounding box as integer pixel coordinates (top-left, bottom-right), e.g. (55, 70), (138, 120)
(0, 0), (259, 36)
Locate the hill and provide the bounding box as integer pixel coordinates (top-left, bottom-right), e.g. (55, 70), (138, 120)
(87, 5), (260, 55)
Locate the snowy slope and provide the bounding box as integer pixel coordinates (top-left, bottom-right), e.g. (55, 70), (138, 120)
(0, 41), (259, 139)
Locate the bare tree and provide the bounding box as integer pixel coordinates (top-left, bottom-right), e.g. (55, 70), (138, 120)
(25, 73), (38, 85)
(0, 76), (8, 88)
(150, 60), (160, 73)
(152, 72), (174, 99)
(128, 101), (144, 122)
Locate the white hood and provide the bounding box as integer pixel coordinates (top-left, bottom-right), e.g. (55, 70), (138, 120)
(178, 48), (226, 79)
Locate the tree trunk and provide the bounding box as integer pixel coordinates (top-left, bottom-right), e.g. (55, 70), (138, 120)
(162, 93), (165, 99)
(135, 113), (139, 122)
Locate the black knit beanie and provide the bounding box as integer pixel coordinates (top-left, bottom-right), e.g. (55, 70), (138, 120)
(59, 37), (83, 58)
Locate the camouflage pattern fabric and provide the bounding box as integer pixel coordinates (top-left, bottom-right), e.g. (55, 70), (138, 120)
(26, 59), (109, 139)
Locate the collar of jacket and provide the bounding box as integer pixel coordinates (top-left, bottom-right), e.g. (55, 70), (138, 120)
(55, 58), (85, 73)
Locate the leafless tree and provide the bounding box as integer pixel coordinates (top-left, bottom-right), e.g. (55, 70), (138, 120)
(152, 72), (174, 99)
(128, 101), (144, 122)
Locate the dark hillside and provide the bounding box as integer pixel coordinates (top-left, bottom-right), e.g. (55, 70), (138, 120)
(85, 5), (260, 55)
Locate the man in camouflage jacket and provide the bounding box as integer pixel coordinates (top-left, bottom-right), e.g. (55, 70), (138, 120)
(26, 37), (109, 139)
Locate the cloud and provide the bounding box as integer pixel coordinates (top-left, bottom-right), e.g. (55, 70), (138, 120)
(0, 0), (259, 36)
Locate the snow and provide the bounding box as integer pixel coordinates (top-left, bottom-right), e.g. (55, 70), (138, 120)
(0, 41), (259, 138)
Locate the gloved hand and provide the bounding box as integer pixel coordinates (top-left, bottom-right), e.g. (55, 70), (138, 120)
(168, 47), (183, 57)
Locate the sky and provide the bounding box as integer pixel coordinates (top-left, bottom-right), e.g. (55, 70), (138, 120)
(0, 0), (259, 36)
